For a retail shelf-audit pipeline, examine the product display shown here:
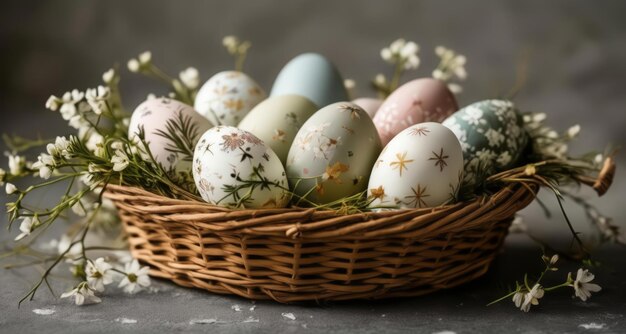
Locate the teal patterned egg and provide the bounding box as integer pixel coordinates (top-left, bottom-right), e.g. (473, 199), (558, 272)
(442, 99), (528, 190)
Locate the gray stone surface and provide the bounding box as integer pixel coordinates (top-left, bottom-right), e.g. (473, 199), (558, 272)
(1, 0), (625, 333)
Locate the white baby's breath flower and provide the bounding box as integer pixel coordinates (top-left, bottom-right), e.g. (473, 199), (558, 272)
(111, 150), (129, 172)
(45, 95), (60, 111)
(179, 67), (199, 90)
(521, 284), (544, 312)
(343, 79), (356, 90)
(59, 90), (84, 121)
(14, 216), (39, 241)
(127, 58), (140, 73)
(566, 124), (581, 139)
(447, 83), (463, 94)
(32, 153), (55, 179)
(6, 182), (17, 195)
(85, 85), (111, 115)
(138, 51), (152, 65)
(380, 38), (420, 70)
(118, 259), (151, 294)
(374, 74), (387, 86)
(85, 132), (104, 153)
(61, 282), (101, 306)
(46, 136), (72, 160)
(7, 155), (26, 175)
(512, 291), (525, 308)
(102, 68), (116, 84)
(68, 115), (90, 131)
(433, 46), (467, 82)
(86, 258), (114, 292)
(223, 35), (239, 54)
(571, 269), (601, 301)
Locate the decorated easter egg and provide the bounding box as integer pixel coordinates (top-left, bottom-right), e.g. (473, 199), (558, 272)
(192, 126), (289, 209)
(237, 95), (318, 165)
(352, 97), (383, 118)
(442, 99), (529, 190)
(270, 53), (348, 108)
(286, 102), (382, 204)
(373, 78), (458, 146)
(194, 71), (266, 126)
(128, 97), (213, 173)
(368, 123), (464, 209)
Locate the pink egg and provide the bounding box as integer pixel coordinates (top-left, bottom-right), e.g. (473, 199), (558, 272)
(352, 97), (383, 118)
(373, 78), (458, 146)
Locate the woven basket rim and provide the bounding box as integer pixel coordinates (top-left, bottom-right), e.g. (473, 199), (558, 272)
(103, 181), (537, 240)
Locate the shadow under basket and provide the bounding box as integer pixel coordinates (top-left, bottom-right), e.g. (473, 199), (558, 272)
(103, 181), (541, 303)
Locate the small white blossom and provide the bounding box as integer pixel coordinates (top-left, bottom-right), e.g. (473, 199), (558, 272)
(68, 115), (90, 131)
(138, 51), (152, 65)
(102, 68), (116, 84)
(85, 86), (111, 115)
(433, 46), (467, 82)
(32, 153), (55, 179)
(111, 149), (129, 172)
(380, 38), (420, 70)
(571, 269), (601, 301)
(343, 79), (356, 90)
(86, 258), (114, 292)
(85, 132), (104, 153)
(5, 182), (17, 195)
(512, 291), (525, 308)
(567, 124), (581, 139)
(127, 59), (140, 73)
(14, 216), (39, 241)
(118, 259), (151, 294)
(521, 284), (544, 312)
(46, 136), (72, 160)
(7, 155), (26, 175)
(223, 35), (239, 54)
(59, 90), (84, 121)
(45, 95), (60, 111)
(374, 74), (387, 86)
(179, 67), (199, 90)
(61, 282), (101, 306)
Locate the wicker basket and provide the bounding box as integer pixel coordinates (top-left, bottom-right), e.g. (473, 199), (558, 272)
(103, 158), (615, 302)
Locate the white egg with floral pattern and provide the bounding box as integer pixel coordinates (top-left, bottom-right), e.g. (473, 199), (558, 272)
(192, 126), (289, 209)
(194, 71), (266, 126)
(367, 122), (463, 209)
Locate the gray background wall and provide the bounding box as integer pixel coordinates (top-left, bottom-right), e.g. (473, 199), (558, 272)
(1, 0), (625, 239)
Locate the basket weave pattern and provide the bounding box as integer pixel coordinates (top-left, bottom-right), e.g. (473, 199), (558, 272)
(104, 182), (537, 302)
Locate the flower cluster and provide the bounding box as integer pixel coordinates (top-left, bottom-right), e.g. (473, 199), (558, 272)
(222, 35), (251, 72)
(380, 38), (420, 70)
(432, 46), (467, 93)
(127, 51), (199, 104)
(61, 257), (151, 305)
(523, 112), (585, 161)
(372, 39), (468, 98)
(491, 254), (602, 312)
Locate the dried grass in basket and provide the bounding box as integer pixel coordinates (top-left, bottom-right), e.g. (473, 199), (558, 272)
(103, 158), (615, 303)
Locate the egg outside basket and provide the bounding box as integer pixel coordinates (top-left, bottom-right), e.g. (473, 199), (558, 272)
(102, 158), (615, 303)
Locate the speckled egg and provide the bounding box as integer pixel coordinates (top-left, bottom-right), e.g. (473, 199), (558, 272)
(194, 71), (266, 126)
(368, 123), (464, 209)
(128, 97), (213, 173)
(442, 99), (529, 190)
(286, 102), (382, 204)
(237, 95), (318, 165)
(352, 97), (383, 118)
(271, 53), (348, 108)
(192, 126), (289, 209)
(373, 78), (458, 146)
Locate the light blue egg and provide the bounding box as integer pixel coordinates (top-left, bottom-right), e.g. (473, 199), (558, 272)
(270, 53), (348, 107)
